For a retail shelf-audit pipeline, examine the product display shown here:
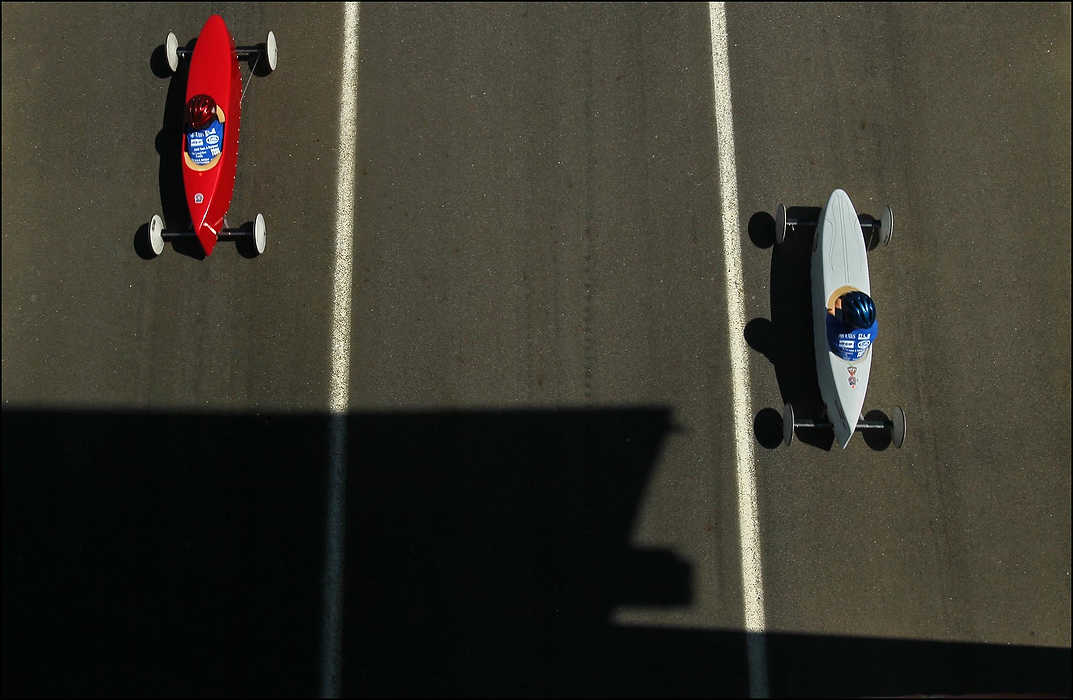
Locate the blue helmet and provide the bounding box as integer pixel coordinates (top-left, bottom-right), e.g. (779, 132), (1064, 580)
(840, 291), (876, 329)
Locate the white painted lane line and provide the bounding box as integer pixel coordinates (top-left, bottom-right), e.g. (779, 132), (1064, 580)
(708, 3), (770, 698)
(321, 3), (360, 698)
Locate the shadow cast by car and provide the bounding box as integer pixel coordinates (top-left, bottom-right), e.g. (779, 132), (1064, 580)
(132, 223), (155, 260)
(143, 39), (206, 261)
(250, 43), (274, 77)
(747, 209), (835, 451)
(231, 220), (261, 259)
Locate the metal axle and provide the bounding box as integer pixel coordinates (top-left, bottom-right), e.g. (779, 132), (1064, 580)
(783, 402), (906, 448)
(217, 228), (255, 240)
(792, 417), (888, 431)
(784, 214), (881, 233)
(175, 46), (261, 59)
(161, 228), (253, 241)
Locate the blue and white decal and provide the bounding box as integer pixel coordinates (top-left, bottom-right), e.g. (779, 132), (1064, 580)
(186, 119), (224, 167)
(826, 315), (877, 362)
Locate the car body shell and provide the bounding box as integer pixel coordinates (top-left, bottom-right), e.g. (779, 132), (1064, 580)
(181, 14), (241, 256)
(811, 189), (872, 448)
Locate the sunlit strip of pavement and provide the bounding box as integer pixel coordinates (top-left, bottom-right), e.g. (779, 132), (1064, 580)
(709, 3), (770, 697)
(321, 2), (360, 698)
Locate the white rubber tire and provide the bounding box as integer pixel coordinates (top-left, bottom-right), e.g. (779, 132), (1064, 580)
(149, 215), (165, 256)
(166, 32), (179, 73)
(254, 213), (266, 255)
(265, 31), (277, 72)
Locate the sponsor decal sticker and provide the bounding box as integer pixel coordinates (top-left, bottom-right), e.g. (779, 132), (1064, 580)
(194, 193), (204, 204)
(186, 119), (225, 167)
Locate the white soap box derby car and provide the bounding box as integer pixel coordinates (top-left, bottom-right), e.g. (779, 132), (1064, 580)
(775, 188), (906, 449)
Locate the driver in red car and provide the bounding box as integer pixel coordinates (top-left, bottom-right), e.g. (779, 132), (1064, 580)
(184, 94), (224, 168)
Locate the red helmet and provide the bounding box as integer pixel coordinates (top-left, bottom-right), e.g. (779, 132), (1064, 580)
(186, 94), (217, 130)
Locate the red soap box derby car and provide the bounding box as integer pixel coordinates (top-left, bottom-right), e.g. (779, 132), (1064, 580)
(147, 15), (276, 257)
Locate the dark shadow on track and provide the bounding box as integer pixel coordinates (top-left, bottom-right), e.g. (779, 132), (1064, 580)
(3, 407), (1068, 697)
(152, 40), (205, 261)
(149, 45), (173, 80)
(340, 409), (685, 697)
(863, 408), (894, 451)
(753, 407), (783, 450)
(250, 42), (274, 78)
(132, 222), (156, 260)
(747, 208), (834, 450)
(232, 220), (260, 259)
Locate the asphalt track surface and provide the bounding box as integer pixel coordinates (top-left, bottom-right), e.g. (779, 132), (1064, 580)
(3, 3), (1070, 697)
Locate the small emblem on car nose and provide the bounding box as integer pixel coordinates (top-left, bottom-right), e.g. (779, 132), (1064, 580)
(194, 193), (204, 204)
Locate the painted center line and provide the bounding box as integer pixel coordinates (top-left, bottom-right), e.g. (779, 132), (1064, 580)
(321, 2), (360, 698)
(708, 3), (770, 698)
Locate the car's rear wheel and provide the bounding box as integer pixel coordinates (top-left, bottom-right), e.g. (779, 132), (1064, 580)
(149, 214), (165, 256)
(254, 213), (266, 255)
(265, 32), (277, 72)
(166, 32), (179, 73)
